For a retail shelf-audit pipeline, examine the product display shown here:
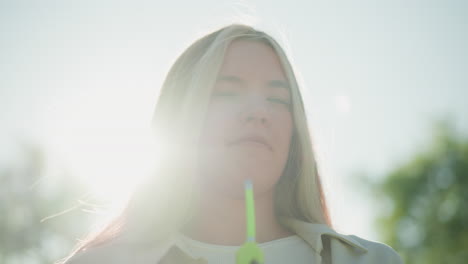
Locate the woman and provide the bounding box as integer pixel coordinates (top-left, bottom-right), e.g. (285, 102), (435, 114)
(60, 24), (402, 264)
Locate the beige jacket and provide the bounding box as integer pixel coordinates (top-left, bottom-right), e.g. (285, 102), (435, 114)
(66, 217), (402, 264)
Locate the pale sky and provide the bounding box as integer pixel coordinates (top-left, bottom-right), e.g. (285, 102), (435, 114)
(1, 0), (467, 241)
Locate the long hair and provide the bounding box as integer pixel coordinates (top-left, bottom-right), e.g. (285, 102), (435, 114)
(59, 24), (331, 263)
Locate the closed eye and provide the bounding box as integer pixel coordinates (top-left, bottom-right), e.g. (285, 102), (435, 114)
(268, 97), (290, 106)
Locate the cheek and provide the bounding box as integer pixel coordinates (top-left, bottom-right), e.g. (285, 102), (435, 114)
(199, 104), (235, 146)
(276, 113), (294, 150)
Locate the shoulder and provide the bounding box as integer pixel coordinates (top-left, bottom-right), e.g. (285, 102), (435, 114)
(63, 237), (177, 264)
(63, 242), (132, 264)
(335, 233), (403, 264)
(278, 217), (403, 263)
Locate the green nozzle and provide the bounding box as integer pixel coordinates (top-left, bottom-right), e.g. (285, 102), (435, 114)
(245, 179), (256, 241)
(236, 179), (264, 264)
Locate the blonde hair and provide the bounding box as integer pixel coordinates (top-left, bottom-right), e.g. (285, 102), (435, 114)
(60, 23), (331, 263)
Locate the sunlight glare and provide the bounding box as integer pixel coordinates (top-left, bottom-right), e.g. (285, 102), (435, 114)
(81, 129), (158, 205)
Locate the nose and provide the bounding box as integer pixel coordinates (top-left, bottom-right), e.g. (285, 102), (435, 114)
(239, 96), (270, 126)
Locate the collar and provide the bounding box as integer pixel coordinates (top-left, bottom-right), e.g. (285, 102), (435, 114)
(137, 217), (368, 263)
(278, 216), (368, 254)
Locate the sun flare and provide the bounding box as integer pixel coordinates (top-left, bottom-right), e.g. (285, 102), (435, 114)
(52, 127), (162, 215)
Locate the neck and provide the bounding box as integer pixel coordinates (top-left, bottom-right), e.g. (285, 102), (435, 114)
(180, 187), (293, 246)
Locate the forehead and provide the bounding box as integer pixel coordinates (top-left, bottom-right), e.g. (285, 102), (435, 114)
(219, 40), (287, 81)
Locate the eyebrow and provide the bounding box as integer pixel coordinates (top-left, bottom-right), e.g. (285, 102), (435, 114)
(217, 75), (290, 91)
(217, 75), (244, 84)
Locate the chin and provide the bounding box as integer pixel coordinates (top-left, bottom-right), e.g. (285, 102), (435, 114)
(200, 168), (279, 199)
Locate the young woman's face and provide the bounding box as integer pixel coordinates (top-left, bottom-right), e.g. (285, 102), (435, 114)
(197, 40), (293, 199)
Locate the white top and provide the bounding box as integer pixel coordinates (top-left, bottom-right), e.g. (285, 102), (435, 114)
(173, 233), (317, 264)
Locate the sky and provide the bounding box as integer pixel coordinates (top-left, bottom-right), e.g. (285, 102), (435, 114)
(1, 0), (467, 241)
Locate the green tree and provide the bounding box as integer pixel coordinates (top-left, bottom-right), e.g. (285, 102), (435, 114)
(368, 120), (468, 263)
(0, 142), (97, 264)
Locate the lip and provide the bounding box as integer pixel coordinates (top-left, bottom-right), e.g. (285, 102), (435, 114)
(227, 135), (272, 151)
